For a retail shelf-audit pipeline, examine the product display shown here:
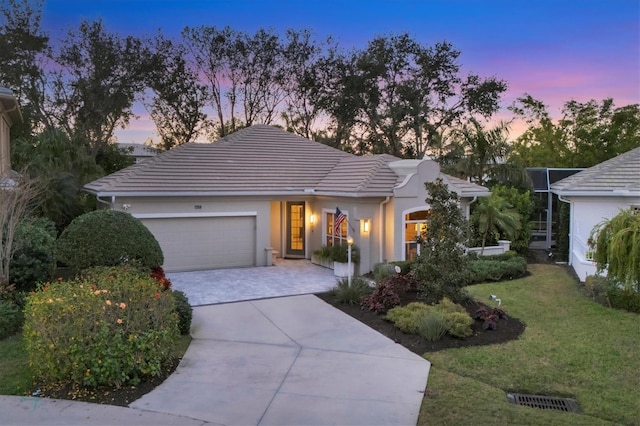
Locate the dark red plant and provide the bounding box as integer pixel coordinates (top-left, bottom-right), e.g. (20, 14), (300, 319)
(150, 266), (172, 291)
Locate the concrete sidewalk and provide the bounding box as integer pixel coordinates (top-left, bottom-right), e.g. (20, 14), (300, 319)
(1, 295), (430, 425)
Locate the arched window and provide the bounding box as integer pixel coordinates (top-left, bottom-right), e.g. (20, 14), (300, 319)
(404, 209), (430, 260)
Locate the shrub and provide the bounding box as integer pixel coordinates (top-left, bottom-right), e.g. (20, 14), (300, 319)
(331, 277), (372, 305)
(172, 290), (193, 335)
(0, 300), (23, 340)
(151, 266), (172, 291)
(443, 312), (474, 338)
(330, 244), (360, 263)
(416, 313), (448, 341)
(583, 275), (610, 305)
(10, 218), (57, 292)
(606, 287), (640, 314)
(362, 273), (419, 314)
(390, 260), (414, 275)
(385, 302), (431, 334)
(57, 210), (164, 273)
(23, 267), (179, 388)
(373, 263), (397, 283)
(469, 256), (527, 284)
(386, 299), (473, 338)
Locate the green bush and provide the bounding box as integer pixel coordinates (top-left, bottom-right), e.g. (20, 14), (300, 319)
(416, 313), (448, 341)
(10, 218), (57, 292)
(606, 287), (640, 314)
(330, 244), (360, 263)
(332, 276), (372, 305)
(373, 263), (397, 283)
(57, 210), (164, 273)
(386, 299), (473, 339)
(23, 267), (179, 388)
(0, 300), (23, 340)
(469, 256), (527, 284)
(172, 290), (193, 335)
(442, 311), (474, 338)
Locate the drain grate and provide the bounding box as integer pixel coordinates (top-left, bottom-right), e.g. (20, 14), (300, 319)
(507, 393), (581, 413)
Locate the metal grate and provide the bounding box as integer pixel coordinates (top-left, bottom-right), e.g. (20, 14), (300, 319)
(507, 393), (581, 413)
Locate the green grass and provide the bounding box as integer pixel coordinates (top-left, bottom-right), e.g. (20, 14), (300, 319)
(419, 264), (640, 426)
(0, 334), (31, 395)
(0, 333), (192, 397)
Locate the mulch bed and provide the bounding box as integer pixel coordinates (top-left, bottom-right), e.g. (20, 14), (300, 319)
(315, 291), (526, 355)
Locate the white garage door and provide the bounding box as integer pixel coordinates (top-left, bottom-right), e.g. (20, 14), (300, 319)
(142, 216), (256, 272)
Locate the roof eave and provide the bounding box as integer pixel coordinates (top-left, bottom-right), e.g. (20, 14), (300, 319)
(85, 189), (395, 198)
(551, 189), (640, 197)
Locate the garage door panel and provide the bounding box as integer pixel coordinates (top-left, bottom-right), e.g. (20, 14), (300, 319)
(142, 217), (256, 272)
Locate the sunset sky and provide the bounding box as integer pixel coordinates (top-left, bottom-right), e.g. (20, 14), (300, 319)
(40, 0), (640, 144)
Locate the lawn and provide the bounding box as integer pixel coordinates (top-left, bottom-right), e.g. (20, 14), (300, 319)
(418, 263), (640, 426)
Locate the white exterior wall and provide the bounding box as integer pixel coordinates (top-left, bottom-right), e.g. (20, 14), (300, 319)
(566, 196), (640, 281)
(0, 113), (10, 177)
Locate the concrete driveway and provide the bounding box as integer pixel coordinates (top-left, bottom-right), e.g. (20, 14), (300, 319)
(168, 259), (338, 305)
(131, 295), (431, 425)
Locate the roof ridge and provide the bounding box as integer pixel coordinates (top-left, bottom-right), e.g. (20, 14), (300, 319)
(353, 155), (391, 192)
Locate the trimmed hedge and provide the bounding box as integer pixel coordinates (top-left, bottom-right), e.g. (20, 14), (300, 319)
(469, 256), (527, 284)
(57, 210), (163, 273)
(10, 218), (57, 292)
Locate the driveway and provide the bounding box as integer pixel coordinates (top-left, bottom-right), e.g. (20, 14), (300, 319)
(167, 258), (338, 305)
(130, 295), (431, 425)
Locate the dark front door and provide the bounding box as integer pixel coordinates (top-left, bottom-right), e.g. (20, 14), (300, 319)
(286, 202), (305, 257)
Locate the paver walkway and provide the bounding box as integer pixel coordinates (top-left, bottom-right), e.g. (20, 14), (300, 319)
(168, 259), (337, 305)
(130, 295), (431, 425)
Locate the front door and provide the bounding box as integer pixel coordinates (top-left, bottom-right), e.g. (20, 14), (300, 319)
(286, 202), (305, 257)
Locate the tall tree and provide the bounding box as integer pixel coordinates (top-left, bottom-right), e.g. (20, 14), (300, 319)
(145, 34), (207, 150)
(49, 20), (147, 156)
(0, 0), (49, 135)
(510, 95), (640, 167)
(312, 35), (507, 157)
(280, 29), (329, 140)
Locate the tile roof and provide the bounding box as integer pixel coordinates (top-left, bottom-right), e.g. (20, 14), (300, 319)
(85, 124), (486, 198)
(550, 147), (640, 195)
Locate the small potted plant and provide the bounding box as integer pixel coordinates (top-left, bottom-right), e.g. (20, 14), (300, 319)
(331, 244), (360, 277)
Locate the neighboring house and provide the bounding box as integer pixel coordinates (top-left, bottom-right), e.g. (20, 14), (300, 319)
(117, 143), (159, 163)
(551, 147), (640, 281)
(85, 125), (489, 273)
(0, 87), (22, 186)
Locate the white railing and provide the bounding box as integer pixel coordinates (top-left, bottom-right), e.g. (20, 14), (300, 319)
(467, 240), (511, 256)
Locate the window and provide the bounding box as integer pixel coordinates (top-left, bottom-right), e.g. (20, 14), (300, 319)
(324, 209), (349, 247)
(404, 210), (430, 260)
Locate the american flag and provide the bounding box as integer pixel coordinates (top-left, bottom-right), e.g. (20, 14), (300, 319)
(334, 207), (346, 236)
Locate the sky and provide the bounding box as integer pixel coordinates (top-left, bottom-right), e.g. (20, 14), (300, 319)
(40, 0), (640, 144)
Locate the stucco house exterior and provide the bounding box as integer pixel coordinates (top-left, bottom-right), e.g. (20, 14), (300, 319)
(551, 147), (640, 281)
(85, 125), (489, 273)
(0, 87), (22, 184)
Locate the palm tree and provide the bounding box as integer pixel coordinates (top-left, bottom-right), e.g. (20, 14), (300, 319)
(451, 118), (530, 187)
(473, 194), (522, 255)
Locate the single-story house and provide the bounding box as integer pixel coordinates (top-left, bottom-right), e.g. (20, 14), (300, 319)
(85, 125), (489, 273)
(550, 147), (640, 281)
(0, 87), (22, 184)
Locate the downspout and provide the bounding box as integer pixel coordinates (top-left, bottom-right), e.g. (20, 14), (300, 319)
(95, 195), (115, 209)
(378, 196), (391, 263)
(557, 195), (572, 265)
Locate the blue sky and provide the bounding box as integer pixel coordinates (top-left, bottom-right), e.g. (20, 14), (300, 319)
(41, 0), (640, 143)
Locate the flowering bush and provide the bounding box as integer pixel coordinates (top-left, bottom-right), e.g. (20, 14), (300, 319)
(23, 267), (179, 388)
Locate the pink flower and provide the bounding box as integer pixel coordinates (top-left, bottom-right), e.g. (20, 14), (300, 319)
(119, 302), (126, 309)
(116, 318), (123, 324)
(105, 300), (112, 306)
